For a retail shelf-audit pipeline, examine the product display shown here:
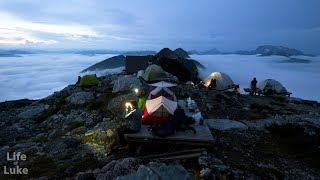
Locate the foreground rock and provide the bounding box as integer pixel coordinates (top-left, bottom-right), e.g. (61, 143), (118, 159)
(207, 119), (248, 131)
(118, 162), (193, 180)
(66, 91), (94, 105)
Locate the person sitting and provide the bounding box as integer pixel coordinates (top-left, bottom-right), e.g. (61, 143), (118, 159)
(151, 106), (195, 137)
(137, 91), (146, 111)
(250, 77), (258, 95)
(208, 78), (217, 90)
(234, 84), (240, 97)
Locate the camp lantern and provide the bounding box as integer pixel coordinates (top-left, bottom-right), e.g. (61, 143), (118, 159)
(134, 88), (139, 94)
(125, 102), (133, 114)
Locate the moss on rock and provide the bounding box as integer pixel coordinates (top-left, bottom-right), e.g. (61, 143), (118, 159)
(78, 75), (99, 87)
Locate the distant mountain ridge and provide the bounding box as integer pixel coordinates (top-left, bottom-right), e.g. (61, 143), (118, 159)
(76, 50), (156, 56)
(0, 50), (33, 57)
(189, 45), (314, 57)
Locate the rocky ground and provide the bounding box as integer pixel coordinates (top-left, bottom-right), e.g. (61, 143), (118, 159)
(0, 73), (319, 179)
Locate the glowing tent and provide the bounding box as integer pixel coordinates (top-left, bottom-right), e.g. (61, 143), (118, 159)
(203, 72), (235, 90)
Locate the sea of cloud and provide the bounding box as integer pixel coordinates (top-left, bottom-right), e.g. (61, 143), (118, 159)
(192, 54), (320, 101)
(0, 53), (117, 101)
(0, 53), (319, 102)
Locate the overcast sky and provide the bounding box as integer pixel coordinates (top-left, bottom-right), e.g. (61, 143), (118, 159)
(0, 0), (319, 53)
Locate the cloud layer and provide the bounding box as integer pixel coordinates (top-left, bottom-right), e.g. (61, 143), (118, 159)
(0, 0), (319, 53)
(0, 53), (319, 101)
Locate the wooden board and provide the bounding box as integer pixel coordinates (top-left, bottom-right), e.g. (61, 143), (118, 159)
(125, 124), (214, 147)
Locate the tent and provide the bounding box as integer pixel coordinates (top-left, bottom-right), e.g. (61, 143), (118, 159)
(148, 86), (177, 101)
(142, 96), (177, 125)
(142, 64), (178, 83)
(257, 79), (288, 94)
(149, 81), (177, 88)
(203, 72), (235, 90)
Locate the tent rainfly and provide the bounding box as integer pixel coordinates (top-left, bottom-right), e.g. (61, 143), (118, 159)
(148, 81), (177, 88)
(142, 96), (177, 125)
(203, 72), (235, 90)
(148, 86), (177, 101)
(145, 96), (177, 115)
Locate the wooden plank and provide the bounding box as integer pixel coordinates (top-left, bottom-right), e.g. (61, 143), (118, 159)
(157, 153), (202, 161)
(138, 148), (206, 160)
(125, 124), (214, 146)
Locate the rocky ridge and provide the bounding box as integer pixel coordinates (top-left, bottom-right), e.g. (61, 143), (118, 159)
(0, 73), (319, 179)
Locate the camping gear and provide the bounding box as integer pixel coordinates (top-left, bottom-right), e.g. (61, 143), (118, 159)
(151, 108), (196, 137)
(257, 79), (289, 95)
(138, 96), (147, 110)
(203, 72), (235, 90)
(148, 86), (177, 101)
(142, 96), (177, 125)
(137, 70), (144, 78)
(187, 97), (197, 111)
(142, 64), (178, 83)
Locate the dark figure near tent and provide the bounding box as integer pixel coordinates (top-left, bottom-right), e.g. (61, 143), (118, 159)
(250, 77), (258, 95)
(208, 78), (217, 90)
(151, 107), (196, 137)
(76, 76), (81, 85)
(234, 85), (240, 98)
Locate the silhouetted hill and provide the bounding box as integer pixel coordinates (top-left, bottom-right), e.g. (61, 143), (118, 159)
(81, 55), (125, 73)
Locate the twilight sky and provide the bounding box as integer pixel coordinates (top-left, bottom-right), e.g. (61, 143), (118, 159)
(0, 0), (319, 53)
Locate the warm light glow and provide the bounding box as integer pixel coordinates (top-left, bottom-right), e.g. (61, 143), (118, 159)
(125, 102), (133, 109)
(204, 72), (221, 87)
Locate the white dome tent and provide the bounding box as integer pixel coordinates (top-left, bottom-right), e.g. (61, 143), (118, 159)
(203, 72), (235, 90)
(257, 79), (288, 94)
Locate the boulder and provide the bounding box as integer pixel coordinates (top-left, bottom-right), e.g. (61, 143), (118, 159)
(66, 92), (94, 105)
(117, 162), (193, 180)
(206, 119), (248, 131)
(95, 158), (139, 180)
(18, 103), (49, 119)
(112, 75), (142, 93)
(107, 94), (136, 115)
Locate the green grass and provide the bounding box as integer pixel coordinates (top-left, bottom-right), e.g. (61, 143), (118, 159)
(78, 75), (99, 87)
